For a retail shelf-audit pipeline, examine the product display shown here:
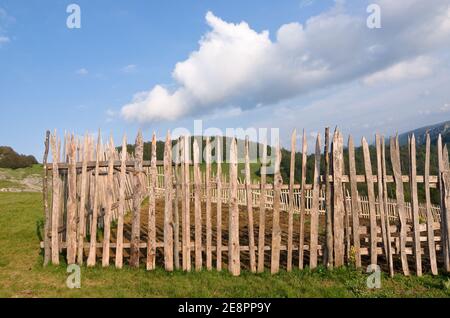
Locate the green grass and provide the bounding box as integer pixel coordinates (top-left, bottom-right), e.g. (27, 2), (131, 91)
(1, 192), (450, 298)
(0, 164), (43, 179)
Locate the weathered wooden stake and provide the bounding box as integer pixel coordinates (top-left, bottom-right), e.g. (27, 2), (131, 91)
(271, 142), (282, 274)
(164, 132), (174, 271)
(146, 134), (157, 270)
(310, 134), (321, 269)
(50, 132), (61, 265)
(102, 136), (114, 267)
(348, 136), (361, 268)
(257, 135), (267, 273)
(245, 136), (257, 273)
(205, 137), (213, 271)
(216, 137), (223, 271)
(229, 138), (240, 276)
(115, 135), (127, 269)
(287, 130), (296, 272)
(299, 130), (308, 269)
(193, 139), (202, 271)
(130, 131), (144, 268)
(390, 136), (410, 276)
(425, 133), (438, 275)
(43, 131), (51, 266)
(333, 129), (345, 267)
(409, 135), (422, 276)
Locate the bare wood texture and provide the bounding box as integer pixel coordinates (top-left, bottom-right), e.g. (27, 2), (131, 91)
(310, 134), (321, 269)
(333, 130), (345, 267)
(381, 137), (394, 277)
(271, 142), (283, 274)
(299, 130), (308, 269)
(390, 136), (410, 276)
(257, 136), (267, 273)
(205, 137), (213, 271)
(287, 130), (296, 272)
(102, 137), (115, 267)
(245, 137), (257, 273)
(193, 139), (202, 271)
(43, 130), (51, 266)
(50, 132), (61, 265)
(348, 136), (361, 268)
(130, 131), (144, 268)
(115, 135), (127, 269)
(216, 137), (223, 271)
(425, 133), (438, 275)
(409, 135), (422, 276)
(229, 138), (240, 276)
(164, 132), (174, 271)
(87, 132), (101, 267)
(324, 127), (333, 268)
(362, 138), (377, 266)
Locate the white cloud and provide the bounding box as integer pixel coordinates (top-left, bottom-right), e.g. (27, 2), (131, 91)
(0, 7), (14, 47)
(121, 1), (450, 123)
(121, 64), (137, 73)
(363, 56), (437, 85)
(0, 35), (9, 44)
(75, 68), (89, 76)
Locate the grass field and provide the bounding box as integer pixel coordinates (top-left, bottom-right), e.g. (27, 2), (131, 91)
(1, 192), (450, 298)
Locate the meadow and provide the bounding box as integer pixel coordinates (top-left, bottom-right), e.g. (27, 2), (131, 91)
(1, 191), (450, 298)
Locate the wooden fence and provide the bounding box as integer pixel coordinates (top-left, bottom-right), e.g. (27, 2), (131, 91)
(41, 128), (450, 277)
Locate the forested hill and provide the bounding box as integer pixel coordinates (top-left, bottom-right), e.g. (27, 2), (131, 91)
(0, 146), (38, 169)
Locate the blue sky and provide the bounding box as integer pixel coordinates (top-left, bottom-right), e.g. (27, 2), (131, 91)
(1, 0), (450, 160)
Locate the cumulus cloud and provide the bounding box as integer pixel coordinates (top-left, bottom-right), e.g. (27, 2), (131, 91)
(363, 56), (437, 85)
(121, 0), (450, 123)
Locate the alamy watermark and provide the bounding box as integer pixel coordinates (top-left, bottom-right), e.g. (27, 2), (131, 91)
(66, 4), (81, 29)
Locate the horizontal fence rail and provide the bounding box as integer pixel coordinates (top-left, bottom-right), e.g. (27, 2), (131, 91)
(41, 129), (450, 277)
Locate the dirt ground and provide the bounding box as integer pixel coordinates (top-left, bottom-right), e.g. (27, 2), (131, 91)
(107, 199), (442, 273)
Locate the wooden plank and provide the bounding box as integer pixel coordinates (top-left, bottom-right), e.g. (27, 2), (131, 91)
(216, 137), (223, 271)
(324, 127), (333, 268)
(362, 137), (378, 266)
(173, 138), (181, 270)
(205, 137), (213, 271)
(164, 132), (174, 271)
(193, 139), (202, 271)
(425, 133), (438, 275)
(299, 130), (308, 269)
(66, 135), (77, 265)
(271, 142), (282, 274)
(87, 132), (101, 267)
(348, 136), (361, 268)
(115, 135), (127, 269)
(442, 145), (450, 271)
(257, 135), (267, 273)
(375, 135), (389, 269)
(287, 130), (296, 272)
(146, 134), (157, 270)
(390, 136), (410, 276)
(229, 138), (240, 276)
(245, 136), (257, 273)
(183, 136), (191, 271)
(333, 129), (345, 267)
(381, 137), (394, 277)
(130, 131), (144, 268)
(43, 131), (51, 266)
(101, 137), (114, 267)
(77, 135), (89, 265)
(310, 134), (321, 269)
(50, 132), (61, 265)
(409, 135), (422, 276)
(438, 135), (450, 272)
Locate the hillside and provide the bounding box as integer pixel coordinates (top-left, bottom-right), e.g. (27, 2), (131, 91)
(398, 120), (450, 146)
(0, 146), (38, 169)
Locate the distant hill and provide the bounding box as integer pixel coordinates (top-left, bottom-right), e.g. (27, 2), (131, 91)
(398, 120), (450, 146)
(0, 146), (38, 169)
